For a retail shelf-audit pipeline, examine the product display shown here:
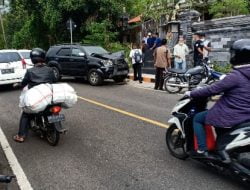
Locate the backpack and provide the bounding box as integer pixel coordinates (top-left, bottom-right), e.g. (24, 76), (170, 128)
(134, 50), (142, 64)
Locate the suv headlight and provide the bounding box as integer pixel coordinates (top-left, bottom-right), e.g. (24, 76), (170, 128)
(101, 60), (113, 67)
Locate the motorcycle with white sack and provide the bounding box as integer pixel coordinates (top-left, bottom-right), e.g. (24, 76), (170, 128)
(19, 83), (77, 146)
(15, 48), (77, 146)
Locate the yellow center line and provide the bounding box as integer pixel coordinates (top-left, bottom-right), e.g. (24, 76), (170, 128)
(78, 96), (169, 129)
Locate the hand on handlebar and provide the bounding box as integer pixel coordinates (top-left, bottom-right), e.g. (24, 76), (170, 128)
(184, 91), (191, 97)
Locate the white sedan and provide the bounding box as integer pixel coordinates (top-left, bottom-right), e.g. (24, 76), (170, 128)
(0, 50), (27, 86)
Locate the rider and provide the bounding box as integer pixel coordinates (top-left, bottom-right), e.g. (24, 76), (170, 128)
(14, 48), (56, 143)
(186, 39), (250, 158)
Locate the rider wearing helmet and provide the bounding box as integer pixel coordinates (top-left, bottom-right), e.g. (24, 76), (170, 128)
(187, 39), (250, 158)
(14, 48), (56, 143)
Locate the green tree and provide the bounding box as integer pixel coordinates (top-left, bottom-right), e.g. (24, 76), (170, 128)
(4, 0), (131, 49)
(209, 0), (249, 18)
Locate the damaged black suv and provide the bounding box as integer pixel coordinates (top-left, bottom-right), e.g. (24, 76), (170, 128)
(46, 44), (129, 85)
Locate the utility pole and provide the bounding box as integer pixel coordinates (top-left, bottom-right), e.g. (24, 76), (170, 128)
(67, 18), (76, 44)
(70, 19), (73, 44)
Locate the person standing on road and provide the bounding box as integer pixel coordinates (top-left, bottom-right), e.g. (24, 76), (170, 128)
(13, 48), (56, 143)
(193, 32), (204, 67)
(173, 36), (189, 71)
(129, 44), (143, 83)
(200, 33), (212, 63)
(153, 39), (171, 90)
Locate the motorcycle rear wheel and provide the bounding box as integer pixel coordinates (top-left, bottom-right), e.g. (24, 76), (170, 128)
(46, 123), (60, 146)
(164, 76), (183, 94)
(166, 124), (188, 160)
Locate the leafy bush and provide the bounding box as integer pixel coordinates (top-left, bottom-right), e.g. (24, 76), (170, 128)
(83, 20), (131, 63)
(209, 0), (249, 18)
(213, 62), (232, 73)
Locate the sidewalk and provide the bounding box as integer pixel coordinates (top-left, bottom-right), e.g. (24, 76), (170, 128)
(128, 73), (155, 83)
(127, 73), (157, 91)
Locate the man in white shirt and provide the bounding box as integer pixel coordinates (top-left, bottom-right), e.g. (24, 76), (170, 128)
(173, 36), (189, 71)
(200, 33), (212, 63)
(129, 44), (143, 83)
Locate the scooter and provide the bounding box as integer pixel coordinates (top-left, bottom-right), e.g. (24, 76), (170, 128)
(164, 61), (225, 93)
(166, 95), (250, 184)
(30, 104), (66, 146)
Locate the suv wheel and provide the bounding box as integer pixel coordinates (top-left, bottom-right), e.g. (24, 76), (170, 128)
(88, 69), (103, 86)
(52, 67), (61, 82)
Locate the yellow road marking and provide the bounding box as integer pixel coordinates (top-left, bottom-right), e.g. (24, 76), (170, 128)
(78, 96), (169, 129)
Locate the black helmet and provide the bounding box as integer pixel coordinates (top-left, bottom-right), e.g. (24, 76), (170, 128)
(230, 39), (250, 66)
(30, 48), (46, 64)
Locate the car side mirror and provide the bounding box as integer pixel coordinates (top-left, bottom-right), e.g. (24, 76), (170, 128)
(79, 52), (85, 57)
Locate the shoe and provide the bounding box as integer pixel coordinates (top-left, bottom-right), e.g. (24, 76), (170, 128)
(139, 81), (143, 83)
(159, 88), (164, 91)
(218, 150), (231, 163)
(190, 150), (209, 158)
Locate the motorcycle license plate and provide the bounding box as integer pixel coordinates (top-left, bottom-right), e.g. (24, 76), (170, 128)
(47, 114), (65, 123)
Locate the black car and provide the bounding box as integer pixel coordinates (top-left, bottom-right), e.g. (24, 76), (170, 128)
(46, 44), (129, 85)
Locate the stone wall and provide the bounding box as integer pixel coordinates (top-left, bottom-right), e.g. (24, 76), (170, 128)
(192, 15), (250, 64)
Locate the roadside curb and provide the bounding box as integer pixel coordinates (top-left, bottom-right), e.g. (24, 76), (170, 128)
(128, 73), (155, 83)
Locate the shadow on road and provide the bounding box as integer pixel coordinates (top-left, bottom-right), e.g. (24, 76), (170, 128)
(0, 85), (21, 93)
(61, 77), (128, 87)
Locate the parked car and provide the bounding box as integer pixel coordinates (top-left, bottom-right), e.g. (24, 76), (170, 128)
(46, 44), (129, 85)
(17, 49), (33, 68)
(0, 50), (27, 86)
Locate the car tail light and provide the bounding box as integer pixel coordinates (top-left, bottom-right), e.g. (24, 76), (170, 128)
(22, 58), (27, 69)
(50, 106), (62, 113)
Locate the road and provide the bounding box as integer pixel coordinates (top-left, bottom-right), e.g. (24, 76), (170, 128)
(0, 80), (246, 190)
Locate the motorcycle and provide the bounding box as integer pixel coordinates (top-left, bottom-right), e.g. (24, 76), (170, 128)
(164, 61), (225, 93)
(30, 104), (66, 146)
(166, 95), (250, 184)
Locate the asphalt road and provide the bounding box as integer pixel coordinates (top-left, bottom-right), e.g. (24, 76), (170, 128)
(0, 80), (247, 190)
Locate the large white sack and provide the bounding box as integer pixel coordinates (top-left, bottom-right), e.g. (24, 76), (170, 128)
(52, 83), (77, 108)
(19, 84), (53, 113)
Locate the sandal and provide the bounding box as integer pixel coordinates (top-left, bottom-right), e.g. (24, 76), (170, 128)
(13, 135), (25, 143)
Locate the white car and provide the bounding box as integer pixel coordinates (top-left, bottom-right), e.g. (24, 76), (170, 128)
(0, 50), (27, 86)
(17, 49), (33, 68)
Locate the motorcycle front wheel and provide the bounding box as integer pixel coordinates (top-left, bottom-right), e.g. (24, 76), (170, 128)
(164, 76), (183, 94)
(166, 124), (188, 160)
(46, 123), (60, 146)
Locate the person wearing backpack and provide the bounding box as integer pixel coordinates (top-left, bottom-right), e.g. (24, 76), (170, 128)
(129, 44), (143, 83)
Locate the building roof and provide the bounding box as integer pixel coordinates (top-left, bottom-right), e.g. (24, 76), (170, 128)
(128, 15), (142, 24)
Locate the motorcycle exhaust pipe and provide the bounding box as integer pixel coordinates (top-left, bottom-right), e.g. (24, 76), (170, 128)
(166, 83), (189, 88)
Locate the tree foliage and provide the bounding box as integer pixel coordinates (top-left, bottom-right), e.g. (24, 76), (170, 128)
(209, 0), (249, 18)
(4, 0), (133, 49)
(1, 0), (250, 49)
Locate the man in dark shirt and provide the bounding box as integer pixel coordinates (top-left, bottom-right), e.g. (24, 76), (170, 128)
(193, 32), (204, 67)
(150, 33), (162, 50)
(147, 32), (156, 49)
(14, 48), (56, 143)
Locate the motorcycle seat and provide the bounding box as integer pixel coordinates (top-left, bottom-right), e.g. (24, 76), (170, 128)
(168, 68), (187, 74)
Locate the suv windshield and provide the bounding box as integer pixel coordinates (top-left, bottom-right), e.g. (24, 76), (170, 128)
(0, 52), (21, 63)
(83, 46), (109, 55)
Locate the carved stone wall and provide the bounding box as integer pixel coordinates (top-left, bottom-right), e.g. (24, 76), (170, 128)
(192, 15), (250, 64)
